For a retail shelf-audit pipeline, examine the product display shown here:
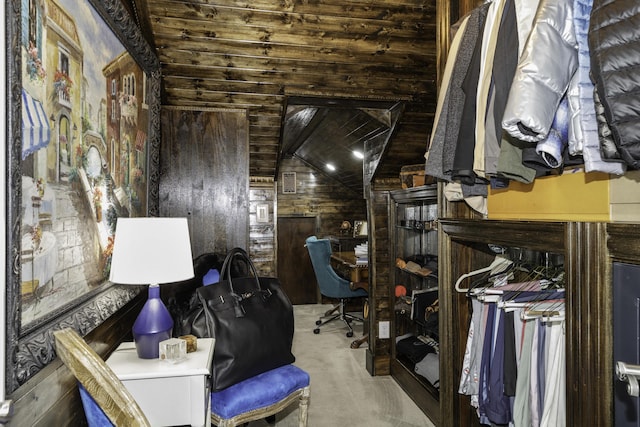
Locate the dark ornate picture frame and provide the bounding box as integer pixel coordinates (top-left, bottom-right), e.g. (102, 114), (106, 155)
(5, 0), (161, 393)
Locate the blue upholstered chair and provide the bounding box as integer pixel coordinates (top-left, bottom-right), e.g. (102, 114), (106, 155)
(78, 383), (123, 427)
(305, 235), (368, 337)
(53, 328), (150, 427)
(210, 364), (310, 427)
(56, 327), (310, 427)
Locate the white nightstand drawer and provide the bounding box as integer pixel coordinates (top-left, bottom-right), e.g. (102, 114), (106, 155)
(106, 338), (214, 427)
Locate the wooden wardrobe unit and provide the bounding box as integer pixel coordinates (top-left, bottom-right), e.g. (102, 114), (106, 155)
(437, 215), (612, 426)
(417, 0), (620, 422)
(376, 178), (623, 426)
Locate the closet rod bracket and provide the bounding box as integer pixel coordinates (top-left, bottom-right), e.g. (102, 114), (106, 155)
(616, 361), (640, 397)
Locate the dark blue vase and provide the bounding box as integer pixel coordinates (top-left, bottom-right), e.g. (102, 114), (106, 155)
(132, 284), (173, 359)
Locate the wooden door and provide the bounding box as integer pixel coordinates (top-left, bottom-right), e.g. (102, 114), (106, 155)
(277, 217), (317, 305)
(159, 107), (249, 258)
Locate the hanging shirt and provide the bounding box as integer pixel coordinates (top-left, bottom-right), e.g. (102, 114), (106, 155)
(460, 297), (485, 395)
(540, 319), (566, 426)
(513, 320), (535, 426)
(478, 303), (497, 422)
(503, 310), (517, 396)
(484, 309), (512, 424)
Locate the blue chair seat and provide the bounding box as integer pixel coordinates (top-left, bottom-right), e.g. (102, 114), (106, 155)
(210, 364), (310, 427)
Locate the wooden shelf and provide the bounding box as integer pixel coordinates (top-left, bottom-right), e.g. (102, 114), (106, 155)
(391, 357), (440, 425)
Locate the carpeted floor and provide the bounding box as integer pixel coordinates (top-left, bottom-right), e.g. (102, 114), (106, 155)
(245, 304), (436, 427)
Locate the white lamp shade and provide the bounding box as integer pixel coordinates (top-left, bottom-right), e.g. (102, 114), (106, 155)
(109, 217), (194, 285)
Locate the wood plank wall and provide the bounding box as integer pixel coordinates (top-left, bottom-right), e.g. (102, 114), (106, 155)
(245, 157), (369, 278)
(366, 181), (397, 375)
(9, 293), (145, 426)
(3, 0), (454, 423)
(250, 177), (276, 275)
(277, 157), (367, 237)
(144, 0), (439, 180)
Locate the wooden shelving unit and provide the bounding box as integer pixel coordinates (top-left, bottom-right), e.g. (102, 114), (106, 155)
(389, 185), (440, 425)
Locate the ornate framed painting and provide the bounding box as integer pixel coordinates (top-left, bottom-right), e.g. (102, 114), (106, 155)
(5, 0), (161, 392)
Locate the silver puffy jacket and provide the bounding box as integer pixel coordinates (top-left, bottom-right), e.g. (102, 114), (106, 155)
(502, 0), (577, 144)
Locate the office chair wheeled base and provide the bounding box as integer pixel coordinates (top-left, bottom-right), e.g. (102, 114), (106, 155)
(324, 304), (340, 317)
(313, 300), (362, 338)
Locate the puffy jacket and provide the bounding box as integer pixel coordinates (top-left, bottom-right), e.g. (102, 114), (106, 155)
(589, 0), (640, 169)
(574, 0), (626, 174)
(593, 88), (620, 161)
(502, 0), (578, 143)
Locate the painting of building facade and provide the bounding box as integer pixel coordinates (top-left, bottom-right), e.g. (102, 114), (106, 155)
(20, 0), (149, 330)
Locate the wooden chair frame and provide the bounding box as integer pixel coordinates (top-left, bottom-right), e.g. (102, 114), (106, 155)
(210, 385), (310, 427)
(53, 328), (151, 427)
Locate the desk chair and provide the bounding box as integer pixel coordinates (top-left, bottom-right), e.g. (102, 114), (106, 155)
(53, 328), (150, 427)
(305, 236), (368, 337)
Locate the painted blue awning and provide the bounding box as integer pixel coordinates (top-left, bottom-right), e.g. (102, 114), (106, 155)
(22, 89), (51, 160)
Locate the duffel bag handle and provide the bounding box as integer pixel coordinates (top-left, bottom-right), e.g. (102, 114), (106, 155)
(219, 248), (264, 317)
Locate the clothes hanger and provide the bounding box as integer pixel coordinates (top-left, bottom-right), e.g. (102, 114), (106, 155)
(487, 253), (565, 306)
(498, 283), (563, 312)
(466, 259), (518, 298)
(454, 254), (513, 293)
(521, 298), (565, 321)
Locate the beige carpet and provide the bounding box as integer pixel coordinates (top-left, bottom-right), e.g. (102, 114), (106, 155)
(245, 304), (436, 427)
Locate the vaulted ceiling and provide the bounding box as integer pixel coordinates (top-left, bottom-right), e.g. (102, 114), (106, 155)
(125, 0), (439, 189)
(279, 97), (403, 194)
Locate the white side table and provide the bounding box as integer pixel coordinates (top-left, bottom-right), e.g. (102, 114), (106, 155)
(106, 338), (215, 427)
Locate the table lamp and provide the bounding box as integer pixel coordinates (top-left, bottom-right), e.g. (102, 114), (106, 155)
(109, 217), (194, 359)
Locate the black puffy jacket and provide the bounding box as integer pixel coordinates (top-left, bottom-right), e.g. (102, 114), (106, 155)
(588, 0), (640, 169)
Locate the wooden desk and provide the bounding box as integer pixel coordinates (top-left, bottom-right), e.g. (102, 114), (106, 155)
(328, 236), (367, 253)
(331, 251), (368, 283)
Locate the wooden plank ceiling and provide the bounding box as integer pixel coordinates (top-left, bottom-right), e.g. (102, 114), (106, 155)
(129, 0), (439, 185)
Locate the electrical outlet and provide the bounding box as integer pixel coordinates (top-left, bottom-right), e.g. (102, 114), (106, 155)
(378, 320), (390, 339)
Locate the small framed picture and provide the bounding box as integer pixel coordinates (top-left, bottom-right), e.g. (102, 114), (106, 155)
(257, 204), (269, 223)
(282, 172), (296, 194)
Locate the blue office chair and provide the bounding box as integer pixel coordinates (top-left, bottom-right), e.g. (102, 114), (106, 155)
(305, 236), (368, 337)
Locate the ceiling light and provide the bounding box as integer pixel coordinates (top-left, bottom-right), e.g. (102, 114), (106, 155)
(326, 163), (336, 172)
(352, 150), (364, 159)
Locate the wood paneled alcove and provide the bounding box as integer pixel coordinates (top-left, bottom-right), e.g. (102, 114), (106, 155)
(9, 0), (632, 426)
(9, 0), (446, 424)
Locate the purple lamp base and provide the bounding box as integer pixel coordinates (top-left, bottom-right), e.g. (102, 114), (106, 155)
(132, 284), (174, 359)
